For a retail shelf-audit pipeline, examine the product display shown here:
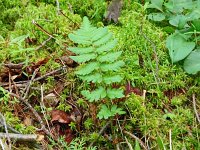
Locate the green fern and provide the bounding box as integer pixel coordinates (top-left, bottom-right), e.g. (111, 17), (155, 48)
(68, 17), (125, 119)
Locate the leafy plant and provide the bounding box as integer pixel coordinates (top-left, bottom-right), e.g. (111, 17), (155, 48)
(68, 16), (125, 119)
(147, 0), (200, 74)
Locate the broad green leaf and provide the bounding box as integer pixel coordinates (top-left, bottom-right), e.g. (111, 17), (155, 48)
(76, 62), (99, 75)
(166, 32), (195, 63)
(96, 39), (117, 54)
(148, 13), (165, 21)
(164, 0), (194, 13)
(80, 73), (102, 83)
(68, 47), (94, 54)
(103, 75), (123, 84)
(183, 49), (200, 74)
(186, 9), (200, 21)
(93, 33), (112, 46)
(81, 86), (106, 102)
(156, 136), (166, 150)
(134, 140), (141, 150)
(98, 51), (122, 62)
(169, 15), (187, 29)
(70, 53), (97, 63)
(107, 88), (124, 99)
(100, 60), (125, 71)
(147, 0), (164, 11)
(92, 27), (108, 41)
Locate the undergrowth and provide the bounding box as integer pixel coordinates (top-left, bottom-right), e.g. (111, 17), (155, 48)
(0, 0), (199, 150)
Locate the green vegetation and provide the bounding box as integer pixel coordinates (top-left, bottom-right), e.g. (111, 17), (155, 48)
(147, 0), (200, 74)
(0, 0), (199, 150)
(68, 16), (125, 119)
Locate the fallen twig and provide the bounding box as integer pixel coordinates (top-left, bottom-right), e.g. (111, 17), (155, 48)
(0, 113), (11, 150)
(192, 94), (200, 123)
(23, 68), (39, 99)
(89, 120), (111, 147)
(123, 130), (148, 150)
(0, 66), (66, 87)
(4, 90), (52, 137)
(0, 133), (42, 142)
(35, 37), (52, 51)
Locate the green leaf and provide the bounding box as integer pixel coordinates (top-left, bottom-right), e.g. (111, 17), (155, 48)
(68, 47), (94, 54)
(93, 33), (112, 46)
(186, 9), (200, 21)
(156, 136), (166, 150)
(148, 13), (165, 22)
(80, 73), (102, 83)
(91, 27), (108, 41)
(166, 32), (195, 63)
(70, 53), (97, 63)
(169, 15), (187, 29)
(97, 105), (125, 119)
(103, 75), (123, 84)
(147, 0), (164, 11)
(68, 33), (92, 45)
(96, 39), (117, 54)
(100, 60), (125, 71)
(98, 51), (122, 62)
(107, 88), (124, 99)
(183, 49), (200, 74)
(81, 86), (106, 102)
(110, 105), (126, 115)
(164, 0), (194, 14)
(76, 62), (99, 75)
(97, 105), (112, 119)
(134, 140), (141, 150)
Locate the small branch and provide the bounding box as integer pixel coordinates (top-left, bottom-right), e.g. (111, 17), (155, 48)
(169, 129), (172, 150)
(0, 133), (41, 142)
(4, 90), (52, 137)
(0, 66), (66, 87)
(125, 136), (133, 150)
(56, 0), (60, 15)
(192, 94), (200, 123)
(23, 68), (39, 99)
(0, 113), (11, 150)
(0, 138), (5, 150)
(35, 37), (52, 51)
(123, 130), (148, 150)
(32, 20), (55, 38)
(89, 120), (111, 147)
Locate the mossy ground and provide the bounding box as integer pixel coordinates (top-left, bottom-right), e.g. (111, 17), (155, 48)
(0, 0), (199, 149)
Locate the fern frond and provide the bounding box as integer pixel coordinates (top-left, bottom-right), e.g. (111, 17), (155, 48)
(107, 88), (124, 99)
(81, 86), (106, 102)
(96, 39), (117, 54)
(98, 51), (122, 62)
(103, 75), (123, 84)
(76, 62), (99, 75)
(81, 16), (92, 31)
(68, 47), (94, 55)
(91, 27), (108, 41)
(80, 73), (102, 83)
(68, 33), (92, 45)
(70, 53), (97, 63)
(93, 33), (112, 46)
(100, 60), (125, 71)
